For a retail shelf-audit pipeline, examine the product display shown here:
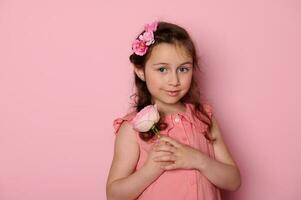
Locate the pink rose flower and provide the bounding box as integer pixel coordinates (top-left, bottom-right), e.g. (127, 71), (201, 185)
(132, 39), (148, 56)
(144, 21), (158, 32)
(131, 21), (158, 56)
(139, 31), (155, 46)
(132, 104), (161, 137)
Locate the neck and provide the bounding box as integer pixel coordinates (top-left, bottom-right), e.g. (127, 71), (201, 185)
(154, 101), (186, 116)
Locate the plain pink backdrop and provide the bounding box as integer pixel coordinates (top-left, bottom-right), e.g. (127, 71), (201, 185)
(0, 0), (300, 199)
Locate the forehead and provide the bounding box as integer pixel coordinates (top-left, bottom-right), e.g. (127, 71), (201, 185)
(147, 43), (192, 64)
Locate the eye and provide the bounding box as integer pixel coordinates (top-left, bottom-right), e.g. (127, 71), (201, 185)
(158, 67), (167, 73)
(178, 66), (190, 73)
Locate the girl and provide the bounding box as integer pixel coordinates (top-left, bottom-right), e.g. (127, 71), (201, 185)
(106, 21), (241, 200)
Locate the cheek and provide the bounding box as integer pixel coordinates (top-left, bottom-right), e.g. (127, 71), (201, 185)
(145, 73), (162, 90)
(146, 73), (161, 85)
(181, 75), (192, 87)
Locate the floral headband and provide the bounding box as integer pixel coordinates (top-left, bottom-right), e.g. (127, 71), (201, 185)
(132, 21), (158, 56)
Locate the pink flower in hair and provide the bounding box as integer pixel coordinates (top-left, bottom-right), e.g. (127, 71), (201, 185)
(139, 31), (155, 46)
(132, 39), (148, 56)
(132, 21), (158, 56)
(144, 21), (158, 32)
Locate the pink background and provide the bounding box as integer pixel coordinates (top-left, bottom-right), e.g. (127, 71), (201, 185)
(0, 0), (300, 199)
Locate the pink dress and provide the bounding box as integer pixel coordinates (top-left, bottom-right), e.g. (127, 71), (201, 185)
(113, 103), (222, 200)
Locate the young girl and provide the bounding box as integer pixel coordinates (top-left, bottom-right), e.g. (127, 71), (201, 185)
(106, 21), (241, 200)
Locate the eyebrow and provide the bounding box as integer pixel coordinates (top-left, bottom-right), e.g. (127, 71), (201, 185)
(152, 61), (193, 66)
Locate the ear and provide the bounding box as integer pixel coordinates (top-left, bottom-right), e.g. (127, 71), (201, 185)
(134, 66), (145, 81)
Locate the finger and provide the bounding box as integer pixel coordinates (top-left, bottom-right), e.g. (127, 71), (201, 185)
(161, 163), (177, 170)
(153, 141), (166, 149)
(154, 140), (174, 148)
(155, 152), (174, 158)
(155, 140), (168, 146)
(157, 136), (175, 146)
(155, 145), (177, 153)
(159, 136), (181, 148)
(154, 151), (172, 157)
(153, 154), (177, 162)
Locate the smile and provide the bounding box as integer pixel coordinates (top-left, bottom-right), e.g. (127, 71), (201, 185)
(166, 90), (180, 97)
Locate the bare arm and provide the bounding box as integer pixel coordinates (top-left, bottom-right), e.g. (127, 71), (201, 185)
(106, 121), (165, 200)
(196, 115), (241, 191)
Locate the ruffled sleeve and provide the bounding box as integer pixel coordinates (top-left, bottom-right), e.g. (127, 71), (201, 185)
(203, 103), (214, 120)
(192, 103), (214, 134)
(113, 112), (137, 135)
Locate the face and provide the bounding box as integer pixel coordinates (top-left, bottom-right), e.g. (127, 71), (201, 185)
(135, 43), (193, 110)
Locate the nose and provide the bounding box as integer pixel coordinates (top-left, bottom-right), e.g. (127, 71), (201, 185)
(168, 71), (180, 86)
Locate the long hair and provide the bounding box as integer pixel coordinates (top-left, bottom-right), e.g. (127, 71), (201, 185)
(129, 21), (216, 143)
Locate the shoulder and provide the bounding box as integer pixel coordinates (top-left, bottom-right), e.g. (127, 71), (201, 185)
(200, 103), (218, 137)
(113, 111), (137, 135)
(112, 111), (140, 161)
(187, 102), (214, 124)
(186, 102), (214, 115)
(202, 103), (214, 119)
(107, 111), (140, 186)
(189, 102), (218, 139)
(112, 111), (139, 149)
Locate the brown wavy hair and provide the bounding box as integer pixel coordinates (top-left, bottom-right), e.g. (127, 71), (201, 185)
(129, 21), (216, 143)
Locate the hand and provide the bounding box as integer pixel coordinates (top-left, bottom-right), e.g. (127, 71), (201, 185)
(153, 136), (205, 171)
(143, 139), (176, 174)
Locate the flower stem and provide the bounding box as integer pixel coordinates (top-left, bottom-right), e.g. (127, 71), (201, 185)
(150, 124), (161, 139)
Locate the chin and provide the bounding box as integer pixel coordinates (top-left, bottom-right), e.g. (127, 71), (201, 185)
(153, 91), (186, 105)
(162, 97), (183, 105)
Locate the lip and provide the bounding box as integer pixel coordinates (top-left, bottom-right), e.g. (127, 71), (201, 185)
(165, 90), (180, 97)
